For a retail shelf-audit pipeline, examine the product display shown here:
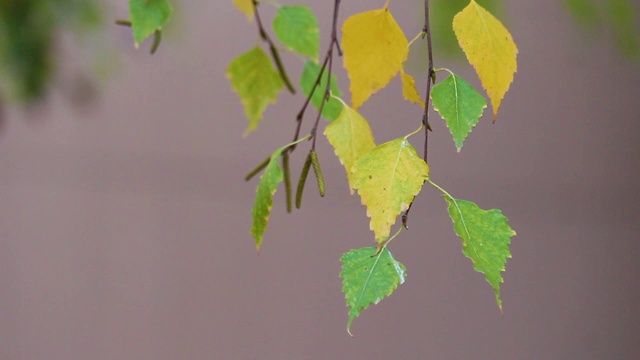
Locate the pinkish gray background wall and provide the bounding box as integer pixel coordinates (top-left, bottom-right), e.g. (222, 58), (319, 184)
(1, 1), (639, 359)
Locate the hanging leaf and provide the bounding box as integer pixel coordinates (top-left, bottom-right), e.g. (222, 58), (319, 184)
(399, 33), (425, 108)
(341, 247), (406, 336)
(273, 6), (320, 61)
(227, 46), (284, 135)
(342, 6), (408, 109)
(251, 146), (287, 250)
(129, 0), (172, 47)
(324, 102), (376, 193)
(431, 73), (487, 152)
(430, 0), (502, 56)
(453, 0), (517, 120)
(443, 196), (515, 311)
(233, 0), (254, 22)
(352, 138), (429, 242)
(300, 61), (343, 121)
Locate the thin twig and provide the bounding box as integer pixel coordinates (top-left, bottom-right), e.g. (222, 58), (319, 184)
(252, 0), (296, 94)
(403, 0), (435, 228)
(288, 0), (342, 154)
(311, 0), (341, 150)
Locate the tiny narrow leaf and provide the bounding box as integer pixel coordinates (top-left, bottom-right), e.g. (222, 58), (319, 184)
(324, 103), (376, 193)
(129, 0), (172, 47)
(295, 151), (314, 209)
(352, 138), (429, 242)
(431, 73), (487, 151)
(233, 0), (255, 22)
(251, 146), (287, 250)
(341, 247), (406, 335)
(399, 34), (425, 108)
(453, 0), (517, 120)
(227, 47), (284, 135)
(273, 6), (320, 61)
(443, 196), (515, 311)
(300, 61), (343, 121)
(310, 150), (325, 197)
(342, 6), (409, 109)
(400, 71), (425, 107)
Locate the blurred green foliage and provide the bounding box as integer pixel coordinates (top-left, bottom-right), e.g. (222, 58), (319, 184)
(564, 0), (639, 59)
(0, 0), (102, 104)
(0, 0), (637, 108)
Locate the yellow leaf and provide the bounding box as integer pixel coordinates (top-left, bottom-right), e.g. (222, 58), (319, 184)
(324, 101), (376, 194)
(453, 0), (517, 121)
(352, 138), (429, 242)
(233, 0), (254, 22)
(401, 71), (425, 108)
(342, 6), (408, 110)
(400, 33), (425, 108)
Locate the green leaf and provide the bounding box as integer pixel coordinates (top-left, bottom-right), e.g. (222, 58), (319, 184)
(607, 0), (640, 59)
(129, 0), (172, 47)
(340, 247), (406, 336)
(352, 138), (429, 242)
(443, 196), (516, 311)
(251, 146), (287, 250)
(300, 61), (344, 121)
(324, 102), (376, 193)
(431, 73), (487, 152)
(227, 47), (284, 135)
(273, 6), (320, 61)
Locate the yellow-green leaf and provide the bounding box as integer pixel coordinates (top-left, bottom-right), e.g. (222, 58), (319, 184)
(342, 6), (408, 110)
(232, 0), (254, 22)
(251, 146), (286, 250)
(324, 102), (376, 193)
(453, 0), (517, 120)
(443, 196), (515, 311)
(227, 47), (284, 135)
(352, 138), (429, 242)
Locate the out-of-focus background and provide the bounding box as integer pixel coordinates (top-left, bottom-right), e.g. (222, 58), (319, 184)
(1, 1), (639, 359)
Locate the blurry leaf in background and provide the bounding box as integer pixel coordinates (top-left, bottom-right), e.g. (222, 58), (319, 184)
(0, 0), (103, 105)
(606, 0), (639, 59)
(564, 0), (600, 30)
(564, 0), (639, 59)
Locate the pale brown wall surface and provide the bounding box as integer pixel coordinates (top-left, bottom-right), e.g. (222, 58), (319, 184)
(1, 1), (639, 359)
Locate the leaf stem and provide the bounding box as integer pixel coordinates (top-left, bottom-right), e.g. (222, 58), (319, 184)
(252, 0), (296, 94)
(372, 226), (404, 256)
(427, 178), (454, 201)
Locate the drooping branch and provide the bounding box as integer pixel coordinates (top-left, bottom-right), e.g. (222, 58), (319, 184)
(252, 0), (296, 94)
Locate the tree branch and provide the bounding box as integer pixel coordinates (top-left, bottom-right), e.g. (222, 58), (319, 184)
(289, 0), (342, 153)
(252, 0), (296, 94)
